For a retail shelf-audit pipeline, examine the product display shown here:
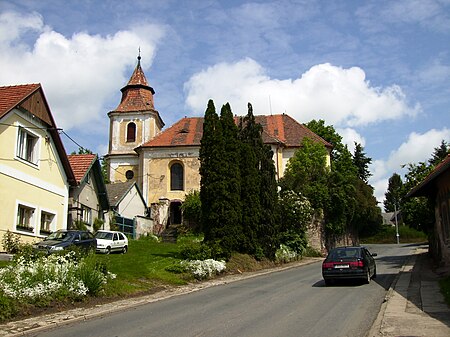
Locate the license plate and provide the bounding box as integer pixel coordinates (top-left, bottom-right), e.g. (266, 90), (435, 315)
(334, 264), (349, 269)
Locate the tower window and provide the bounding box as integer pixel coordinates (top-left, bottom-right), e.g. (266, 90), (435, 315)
(125, 170), (134, 180)
(170, 163), (184, 191)
(126, 122), (136, 142)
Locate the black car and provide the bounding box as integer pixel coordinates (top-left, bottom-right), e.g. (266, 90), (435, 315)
(34, 230), (96, 253)
(322, 246), (377, 286)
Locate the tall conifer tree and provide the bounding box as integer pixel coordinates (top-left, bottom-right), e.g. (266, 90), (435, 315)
(199, 100), (223, 242)
(218, 103), (243, 253)
(239, 104), (263, 255)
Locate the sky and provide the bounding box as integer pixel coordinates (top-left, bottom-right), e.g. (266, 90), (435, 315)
(1, 0), (449, 206)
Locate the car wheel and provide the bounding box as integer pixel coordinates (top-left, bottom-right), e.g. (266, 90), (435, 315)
(364, 270), (371, 284)
(122, 245), (127, 254)
(106, 246), (111, 255)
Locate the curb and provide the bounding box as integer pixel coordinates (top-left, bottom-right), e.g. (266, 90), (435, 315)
(367, 249), (419, 337)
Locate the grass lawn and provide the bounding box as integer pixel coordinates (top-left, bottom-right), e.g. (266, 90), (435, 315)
(97, 238), (196, 297)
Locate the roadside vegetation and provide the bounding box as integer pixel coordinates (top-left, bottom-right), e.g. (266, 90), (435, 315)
(360, 225), (427, 244)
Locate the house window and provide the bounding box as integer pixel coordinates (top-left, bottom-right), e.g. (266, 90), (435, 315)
(81, 205), (92, 225)
(17, 204), (35, 232)
(40, 211), (55, 235)
(170, 162), (184, 191)
(17, 127), (38, 164)
(126, 122), (136, 142)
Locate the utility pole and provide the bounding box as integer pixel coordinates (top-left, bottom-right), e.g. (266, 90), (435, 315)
(394, 201), (400, 244)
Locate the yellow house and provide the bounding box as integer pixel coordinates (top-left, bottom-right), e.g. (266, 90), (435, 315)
(106, 56), (332, 226)
(0, 84), (75, 249)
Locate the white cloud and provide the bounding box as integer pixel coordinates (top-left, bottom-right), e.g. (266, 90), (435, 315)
(0, 10), (165, 132)
(184, 58), (420, 126)
(336, 128), (365, 153)
(370, 127), (450, 203)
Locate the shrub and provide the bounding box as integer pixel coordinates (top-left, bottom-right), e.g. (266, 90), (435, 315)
(181, 259), (226, 280)
(0, 292), (18, 321)
(2, 230), (21, 254)
(275, 244), (298, 263)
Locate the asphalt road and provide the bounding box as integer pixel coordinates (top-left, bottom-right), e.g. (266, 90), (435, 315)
(33, 244), (417, 337)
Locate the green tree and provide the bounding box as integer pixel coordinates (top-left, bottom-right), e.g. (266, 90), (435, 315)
(199, 100), (224, 243)
(305, 119), (344, 161)
(217, 103), (243, 253)
(353, 142), (372, 183)
(401, 162), (434, 233)
(326, 146), (358, 235)
(384, 173), (403, 212)
(71, 147), (93, 155)
(180, 190), (201, 230)
(280, 137), (329, 210)
(351, 179), (382, 237)
(238, 104), (263, 255)
(429, 140), (449, 166)
(257, 126), (280, 259)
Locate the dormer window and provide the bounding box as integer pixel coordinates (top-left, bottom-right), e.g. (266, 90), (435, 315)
(126, 122), (136, 142)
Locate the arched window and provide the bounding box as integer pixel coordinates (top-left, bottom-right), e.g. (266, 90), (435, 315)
(126, 122), (136, 142)
(170, 163), (184, 191)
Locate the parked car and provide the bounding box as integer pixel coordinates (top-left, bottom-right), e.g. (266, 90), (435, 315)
(95, 230), (128, 254)
(34, 230), (96, 253)
(322, 246), (377, 286)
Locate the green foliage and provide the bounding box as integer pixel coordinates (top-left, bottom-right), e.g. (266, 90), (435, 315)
(180, 190), (201, 229)
(1, 230), (22, 254)
(71, 147), (93, 155)
(93, 218), (104, 232)
(361, 225), (427, 244)
(278, 231), (308, 256)
(353, 142), (372, 183)
(76, 254), (110, 295)
(384, 173), (403, 212)
(429, 140), (449, 166)
(199, 101), (279, 260)
(351, 179), (382, 237)
(278, 190), (313, 234)
(401, 162), (435, 232)
(72, 220), (88, 231)
(0, 292), (19, 321)
(281, 137), (329, 209)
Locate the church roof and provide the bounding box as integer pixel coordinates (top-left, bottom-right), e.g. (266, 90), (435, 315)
(112, 56), (157, 113)
(139, 114), (332, 149)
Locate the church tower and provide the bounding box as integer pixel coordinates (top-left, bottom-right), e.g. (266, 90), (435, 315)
(105, 55), (164, 185)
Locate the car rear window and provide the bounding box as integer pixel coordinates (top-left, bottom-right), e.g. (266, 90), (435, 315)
(329, 248), (361, 259)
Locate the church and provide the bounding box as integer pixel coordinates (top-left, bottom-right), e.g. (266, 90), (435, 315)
(105, 56), (332, 227)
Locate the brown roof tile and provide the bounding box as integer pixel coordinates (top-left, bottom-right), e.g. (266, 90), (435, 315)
(67, 154), (96, 184)
(140, 114), (331, 149)
(0, 84), (40, 118)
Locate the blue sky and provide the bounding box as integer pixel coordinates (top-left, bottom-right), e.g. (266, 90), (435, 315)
(1, 0), (449, 204)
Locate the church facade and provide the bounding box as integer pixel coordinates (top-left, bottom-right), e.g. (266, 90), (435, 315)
(105, 56), (332, 226)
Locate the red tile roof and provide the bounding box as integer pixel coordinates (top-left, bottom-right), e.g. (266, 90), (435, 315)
(0, 84), (40, 118)
(67, 154), (96, 184)
(140, 114), (331, 148)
